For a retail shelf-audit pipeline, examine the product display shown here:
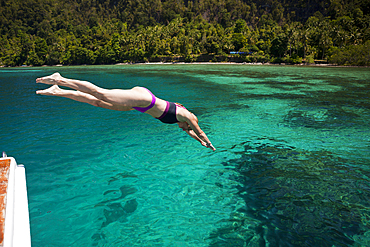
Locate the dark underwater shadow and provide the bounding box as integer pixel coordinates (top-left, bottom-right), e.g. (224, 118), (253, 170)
(91, 172), (139, 246)
(208, 141), (370, 247)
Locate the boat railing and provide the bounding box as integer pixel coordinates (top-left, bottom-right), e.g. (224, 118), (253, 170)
(0, 153), (31, 247)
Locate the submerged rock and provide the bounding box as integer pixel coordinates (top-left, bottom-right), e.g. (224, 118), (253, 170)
(209, 141), (370, 246)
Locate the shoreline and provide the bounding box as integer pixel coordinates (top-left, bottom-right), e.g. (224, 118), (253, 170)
(1, 61), (368, 68)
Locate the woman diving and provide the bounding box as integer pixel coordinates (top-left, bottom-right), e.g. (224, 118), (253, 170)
(36, 73), (216, 151)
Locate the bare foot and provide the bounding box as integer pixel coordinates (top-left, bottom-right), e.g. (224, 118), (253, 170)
(36, 85), (62, 96)
(36, 72), (63, 85)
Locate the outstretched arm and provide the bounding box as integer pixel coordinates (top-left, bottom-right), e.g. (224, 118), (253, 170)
(178, 111), (216, 151)
(187, 119), (216, 151)
(184, 129), (207, 147)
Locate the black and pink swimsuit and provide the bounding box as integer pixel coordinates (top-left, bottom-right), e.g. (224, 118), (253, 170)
(132, 88), (185, 124)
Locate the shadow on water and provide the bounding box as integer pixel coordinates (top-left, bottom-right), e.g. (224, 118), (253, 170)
(283, 105), (363, 129)
(91, 173), (138, 246)
(283, 82), (370, 130)
(208, 141), (370, 247)
(237, 78), (370, 131)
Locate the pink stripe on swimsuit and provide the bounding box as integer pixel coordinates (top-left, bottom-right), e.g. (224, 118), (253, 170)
(132, 88), (156, 113)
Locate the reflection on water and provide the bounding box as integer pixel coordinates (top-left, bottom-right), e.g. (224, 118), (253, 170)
(209, 141), (370, 246)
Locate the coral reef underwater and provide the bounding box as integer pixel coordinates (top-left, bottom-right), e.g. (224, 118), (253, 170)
(209, 141), (370, 247)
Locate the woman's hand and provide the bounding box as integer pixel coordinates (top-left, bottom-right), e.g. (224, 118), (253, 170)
(177, 109), (216, 151)
(206, 142), (216, 151)
(185, 129), (216, 151)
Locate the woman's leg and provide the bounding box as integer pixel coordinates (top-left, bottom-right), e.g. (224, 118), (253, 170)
(36, 85), (129, 111)
(36, 73), (143, 107)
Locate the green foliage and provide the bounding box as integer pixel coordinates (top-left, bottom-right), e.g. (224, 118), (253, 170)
(234, 19), (248, 33)
(0, 0), (369, 66)
(328, 41), (370, 66)
(284, 54), (303, 64)
(271, 33), (288, 57)
(231, 33), (247, 51)
(60, 46), (94, 65)
(306, 55), (315, 64)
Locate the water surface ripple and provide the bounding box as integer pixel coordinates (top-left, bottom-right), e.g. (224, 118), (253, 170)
(1, 65), (369, 247)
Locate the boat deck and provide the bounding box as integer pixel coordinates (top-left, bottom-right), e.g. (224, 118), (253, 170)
(0, 159), (10, 246)
(0, 157), (31, 247)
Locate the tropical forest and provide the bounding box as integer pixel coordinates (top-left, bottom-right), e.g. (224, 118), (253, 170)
(0, 0), (369, 66)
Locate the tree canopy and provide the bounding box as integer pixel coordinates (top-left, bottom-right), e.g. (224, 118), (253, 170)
(0, 0), (369, 66)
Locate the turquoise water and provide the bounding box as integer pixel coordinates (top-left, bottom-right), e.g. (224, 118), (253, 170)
(1, 64), (370, 246)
